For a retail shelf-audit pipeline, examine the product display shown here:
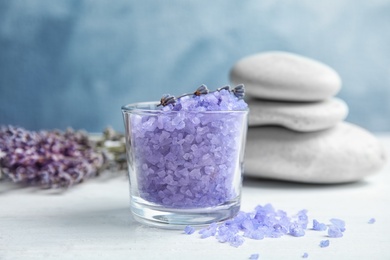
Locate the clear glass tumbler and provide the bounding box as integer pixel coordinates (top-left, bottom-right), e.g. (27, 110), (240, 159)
(122, 102), (248, 228)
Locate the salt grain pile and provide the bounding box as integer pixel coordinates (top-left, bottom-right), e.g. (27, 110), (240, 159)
(129, 89), (247, 208)
(184, 203), (346, 248)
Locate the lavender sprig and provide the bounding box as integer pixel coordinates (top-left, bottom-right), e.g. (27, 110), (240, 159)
(0, 125), (127, 189)
(217, 85), (231, 92)
(159, 84), (245, 106)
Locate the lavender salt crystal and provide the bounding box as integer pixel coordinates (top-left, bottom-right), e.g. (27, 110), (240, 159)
(327, 218), (345, 238)
(199, 222), (218, 238)
(296, 209), (309, 229)
(184, 225), (195, 235)
(229, 235), (245, 247)
(329, 218), (346, 232)
(287, 209), (308, 237)
(302, 252), (309, 258)
(327, 225), (343, 238)
(312, 219), (327, 231)
(249, 253), (259, 259)
(289, 222), (305, 237)
(129, 89), (248, 208)
(319, 240), (330, 248)
(368, 218), (376, 224)
(184, 204), (314, 247)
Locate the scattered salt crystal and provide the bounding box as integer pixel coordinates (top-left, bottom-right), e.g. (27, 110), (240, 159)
(199, 222), (218, 238)
(312, 219), (327, 231)
(368, 218), (376, 224)
(289, 222), (305, 237)
(329, 218), (346, 232)
(229, 235), (244, 247)
(249, 253), (259, 260)
(327, 218), (345, 238)
(184, 204), (315, 247)
(327, 225), (343, 238)
(319, 240), (330, 248)
(296, 210), (309, 229)
(184, 225), (195, 235)
(244, 229), (265, 240)
(182, 203), (348, 251)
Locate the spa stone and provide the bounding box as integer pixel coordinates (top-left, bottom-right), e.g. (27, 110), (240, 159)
(247, 97), (348, 132)
(245, 122), (387, 183)
(230, 52), (341, 101)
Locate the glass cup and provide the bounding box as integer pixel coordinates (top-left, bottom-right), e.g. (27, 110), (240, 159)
(122, 102), (248, 228)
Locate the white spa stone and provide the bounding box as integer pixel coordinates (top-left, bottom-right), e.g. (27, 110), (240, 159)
(245, 122), (387, 183)
(230, 51), (342, 101)
(247, 97), (348, 132)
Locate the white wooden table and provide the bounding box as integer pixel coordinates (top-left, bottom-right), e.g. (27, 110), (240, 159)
(1, 135), (389, 260)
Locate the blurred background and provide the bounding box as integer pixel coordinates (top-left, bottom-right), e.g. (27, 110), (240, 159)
(0, 0), (389, 133)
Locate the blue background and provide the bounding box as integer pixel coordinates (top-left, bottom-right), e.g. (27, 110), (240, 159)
(1, 0), (389, 133)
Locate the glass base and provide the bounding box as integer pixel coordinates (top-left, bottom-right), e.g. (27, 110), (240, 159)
(130, 197), (240, 229)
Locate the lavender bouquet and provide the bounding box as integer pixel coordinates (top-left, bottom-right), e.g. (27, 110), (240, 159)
(0, 126), (126, 189)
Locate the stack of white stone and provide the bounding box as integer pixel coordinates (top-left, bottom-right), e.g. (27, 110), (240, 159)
(230, 52), (387, 183)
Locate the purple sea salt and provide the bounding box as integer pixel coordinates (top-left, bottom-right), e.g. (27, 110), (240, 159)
(327, 218), (345, 238)
(184, 203), (349, 250)
(327, 225), (343, 238)
(319, 240), (330, 248)
(312, 219), (327, 231)
(289, 222), (306, 237)
(216, 223), (240, 243)
(302, 252), (309, 258)
(249, 253), (259, 259)
(128, 89), (248, 208)
(329, 218), (346, 232)
(184, 225), (195, 235)
(368, 218), (376, 224)
(229, 235), (245, 247)
(199, 222), (218, 238)
(296, 209), (309, 229)
(184, 204), (314, 247)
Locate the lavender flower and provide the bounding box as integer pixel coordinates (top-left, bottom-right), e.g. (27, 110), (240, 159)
(194, 84), (209, 96)
(232, 84), (245, 99)
(0, 126), (105, 188)
(158, 94), (176, 107)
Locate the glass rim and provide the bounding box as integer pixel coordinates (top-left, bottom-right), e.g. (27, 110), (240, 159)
(121, 101), (249, 114)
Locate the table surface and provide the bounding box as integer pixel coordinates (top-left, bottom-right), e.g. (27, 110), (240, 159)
(1, 134), (390, 260)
